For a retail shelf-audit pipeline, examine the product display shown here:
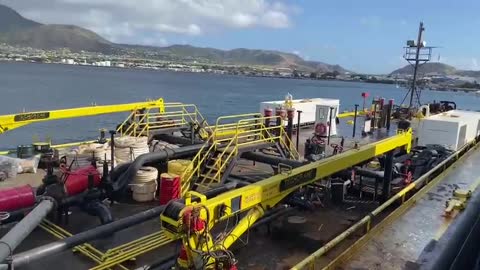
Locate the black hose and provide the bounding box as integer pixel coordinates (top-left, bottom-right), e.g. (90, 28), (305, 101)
(81, 201), (113, 225)
(109, 144), (204, 198)
(354, 167), (385, 179)
(152, 134), (204, 145)
(6, 205), (167, 268)
(109, 163), (131, 182)
(0, 209), (27, 225)
(241, 151), (307, 168)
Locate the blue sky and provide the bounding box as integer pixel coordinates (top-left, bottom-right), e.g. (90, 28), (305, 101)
(3, 0), (479, 74)
(177, 0), (480, 74)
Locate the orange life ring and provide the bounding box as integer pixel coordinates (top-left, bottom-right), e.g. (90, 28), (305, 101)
(315, 123), (327, 135)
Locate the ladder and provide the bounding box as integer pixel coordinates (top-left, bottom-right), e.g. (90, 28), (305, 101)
(180, 113), (300, 195)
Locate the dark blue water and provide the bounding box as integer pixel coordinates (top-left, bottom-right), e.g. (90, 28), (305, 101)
(1, 62), (479, 149)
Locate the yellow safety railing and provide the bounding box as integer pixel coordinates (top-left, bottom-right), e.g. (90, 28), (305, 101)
(92, 230), (177, 270)
(116, 103), (210, 138)
(180, 136), (218, 195)
(39, 219), (129, 270)
(180, 114), (300, 194)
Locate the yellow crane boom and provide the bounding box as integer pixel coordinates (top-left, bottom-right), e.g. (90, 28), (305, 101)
(160, 128), (413, 269)
(0, 98), (165, 134)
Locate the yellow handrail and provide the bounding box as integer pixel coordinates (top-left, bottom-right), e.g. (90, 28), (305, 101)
(117, 103), (211, 138)
(180, 114), (301, 193)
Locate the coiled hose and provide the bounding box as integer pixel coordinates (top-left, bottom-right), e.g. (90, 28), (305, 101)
(130, 166), (158, 202)
(115, 136), (149, 164)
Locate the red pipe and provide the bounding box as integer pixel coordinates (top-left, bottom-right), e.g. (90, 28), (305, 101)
(0, 185), (36, 212)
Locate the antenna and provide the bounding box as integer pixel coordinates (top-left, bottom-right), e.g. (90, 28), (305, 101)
(401, 22), (434, 109)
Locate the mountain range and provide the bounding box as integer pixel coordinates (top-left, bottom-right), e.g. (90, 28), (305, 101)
(390, 62), (480, 78)
(0, 4), (347, 73)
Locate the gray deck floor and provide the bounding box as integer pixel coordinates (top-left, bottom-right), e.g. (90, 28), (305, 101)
(340, 146), (480, 270)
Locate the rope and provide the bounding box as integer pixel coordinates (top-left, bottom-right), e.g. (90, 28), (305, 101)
(133, 167), (159, 183)
(130, 166), (158, 201)
(115, 136), (149, 164)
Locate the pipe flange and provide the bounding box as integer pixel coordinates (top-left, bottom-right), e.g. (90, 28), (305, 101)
(38, 196), (58, 211)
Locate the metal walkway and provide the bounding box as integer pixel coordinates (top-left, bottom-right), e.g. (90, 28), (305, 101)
(339, 146), (480, 270)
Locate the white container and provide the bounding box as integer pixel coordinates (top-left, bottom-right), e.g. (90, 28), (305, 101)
(417, 110), (480, 151)
(315, 104), (338, 136)
(259, 97), (340, 127)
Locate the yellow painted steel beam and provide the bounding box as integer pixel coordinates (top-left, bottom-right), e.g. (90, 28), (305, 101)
(162, 128), (412, 239)
(337, 110), (368, 118)
(161, 129), (411, 268)
(205, 128), (411, 222)
(0, 98), (165, 134)
(218, 206), (264, 250)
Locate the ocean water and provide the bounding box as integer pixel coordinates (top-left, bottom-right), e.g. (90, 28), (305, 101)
(1, 62), (479, 149)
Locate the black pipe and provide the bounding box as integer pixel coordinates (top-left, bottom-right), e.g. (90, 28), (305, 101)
(354, 167), (384, 179)
(353, 104), (359, 138)
(81, 201), (113, 225)
(287, 108), (295, 141)
(0, 208), (28, 225)
(241, 151), (307, 168)
(372, 100), (377, 131)
(296, 110), (302, 150)
(99, 129), (107, 144)
(251, 206), (294, 228)
(109, 144), (204, 198)
(190, 122), (195, 144)
(2, 179), (243, 269)
(382, 150), (394, 201)
(109, 163), (131, 181)
(386, 99), (393, 131)
(152, 134), (203, 145)
(275, 109), (283, 137)
(109, 130), (116, 172)
(327, 107), (334, 145)
(4, 205), (167, 269)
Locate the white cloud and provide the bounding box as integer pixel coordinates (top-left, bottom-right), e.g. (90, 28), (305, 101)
(231, 13), (257, 27)
(153, 24), (202, 36)
(261, 10), (290, 28)
(292, 50), (300, 56)
(0, 0), (296, 45)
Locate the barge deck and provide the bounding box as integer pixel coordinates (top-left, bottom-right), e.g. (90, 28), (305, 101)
(1, 96), (473, 270)
(337, 144), (480, 270)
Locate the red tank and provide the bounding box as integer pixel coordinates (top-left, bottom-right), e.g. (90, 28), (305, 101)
(159, 173), (180, 205)
(0, 185), (36, 212)
(64, 165), (101, 196)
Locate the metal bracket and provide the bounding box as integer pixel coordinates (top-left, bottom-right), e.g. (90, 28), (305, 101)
(278, 163), (292, 175)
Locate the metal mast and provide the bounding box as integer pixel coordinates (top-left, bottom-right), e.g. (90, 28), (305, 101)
(401, 21), (433, 109)
(409, 22), (424, 108)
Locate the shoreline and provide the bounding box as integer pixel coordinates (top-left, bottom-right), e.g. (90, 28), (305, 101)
(1, 60), (479, 94)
